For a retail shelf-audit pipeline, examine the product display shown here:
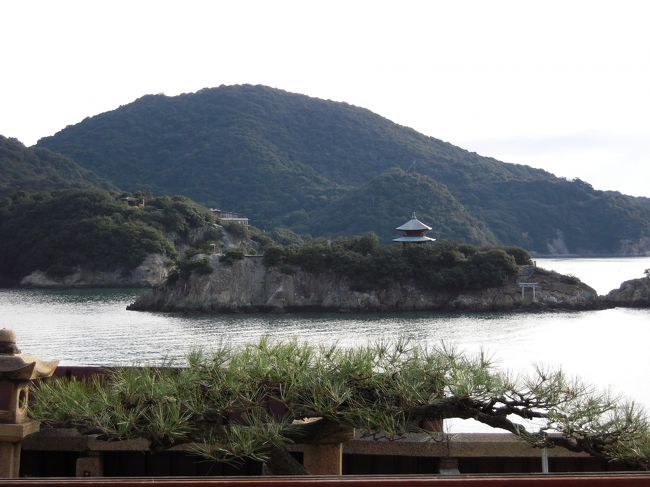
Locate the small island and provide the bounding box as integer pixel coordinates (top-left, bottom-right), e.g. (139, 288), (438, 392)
(130, 215), (601, 313)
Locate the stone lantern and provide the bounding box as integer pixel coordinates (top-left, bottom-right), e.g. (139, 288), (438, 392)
(0, 329), (58, 477)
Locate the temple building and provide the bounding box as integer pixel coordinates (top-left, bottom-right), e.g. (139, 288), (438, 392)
(393, 212), (436, 244)
(210, 208), (249, 226)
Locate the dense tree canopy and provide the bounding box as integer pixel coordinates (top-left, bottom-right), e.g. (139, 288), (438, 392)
(0, 135), (114, 197)
(262, 234), (528, 292)
(310, 169), (496, 244)
(0, 189), (216, 284)
(37, 84), (650, 254)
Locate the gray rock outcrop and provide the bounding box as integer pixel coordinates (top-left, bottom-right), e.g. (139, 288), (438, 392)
(20, 254), (172, 288)
(605, 277), (650, 308)
(129, 258), (600, 313)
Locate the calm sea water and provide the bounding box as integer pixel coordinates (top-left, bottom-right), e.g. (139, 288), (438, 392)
(1, 257), (649, 432)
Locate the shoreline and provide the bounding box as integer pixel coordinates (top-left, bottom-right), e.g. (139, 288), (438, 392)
(127, 299), (614, 314)
(4, 258), (649, 313)
(535, 254), (650, 259)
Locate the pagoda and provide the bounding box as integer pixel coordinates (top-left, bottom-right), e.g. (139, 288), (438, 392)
(393, 212), (436, 244)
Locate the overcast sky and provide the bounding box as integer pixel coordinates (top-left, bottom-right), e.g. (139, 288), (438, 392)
(2, 0), (649, 196)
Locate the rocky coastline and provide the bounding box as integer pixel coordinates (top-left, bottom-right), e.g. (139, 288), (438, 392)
(19, 254), (172, 288)
(605, 276), (650, 308)
(129, 256), (603, 313)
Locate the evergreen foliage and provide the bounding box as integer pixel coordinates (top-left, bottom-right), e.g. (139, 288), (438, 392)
(263, 235), (526, 291)
(32, 340), (650, 473)
(0, 189), (216, 283)
(219, 249), (245, 265)
(310, 168), (495, 243)
(0, 135), (114, 197)
(37, 85), (650, 254)
(166, 256), (213, 284)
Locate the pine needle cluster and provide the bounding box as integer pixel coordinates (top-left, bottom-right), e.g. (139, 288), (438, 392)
(31, 339), (650, 471)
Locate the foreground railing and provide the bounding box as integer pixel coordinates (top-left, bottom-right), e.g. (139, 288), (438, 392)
(19, 367), (637, 477)
(8, 364), (647, 479)
(3, 473), (650, 486)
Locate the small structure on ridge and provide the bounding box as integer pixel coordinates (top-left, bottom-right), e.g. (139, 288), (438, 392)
(210, 208), (249, 226)
(393, 212), (436, 244)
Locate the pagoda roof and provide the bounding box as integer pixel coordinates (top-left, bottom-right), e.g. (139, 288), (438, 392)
(392, 236), (436, 243)
(395, 213), (432, 231)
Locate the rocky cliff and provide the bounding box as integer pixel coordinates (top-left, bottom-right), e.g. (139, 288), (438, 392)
(605, 277), (650, 308)
(20, 254), (172, 288)
(13, 221), (251, 289)
(129, 257), (600, 313)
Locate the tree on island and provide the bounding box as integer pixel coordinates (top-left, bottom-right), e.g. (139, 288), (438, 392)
(32, 340), (650, 474)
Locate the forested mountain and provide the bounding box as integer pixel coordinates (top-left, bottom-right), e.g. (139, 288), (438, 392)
(37, 85), (650, 254)
(0, 189), (217, 285)
(0, 136), (114, 197)
(310, 169), (496, 243)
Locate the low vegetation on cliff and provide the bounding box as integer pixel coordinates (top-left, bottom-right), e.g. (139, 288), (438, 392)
(263, 234), (530, 292)
(0, 189), (218, 284)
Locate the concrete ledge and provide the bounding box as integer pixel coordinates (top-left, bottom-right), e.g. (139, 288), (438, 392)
(2, 473), (650, 486)
(343, 433), (588, 458)
(22, 429), (588, 459)
(87, 436), (151, 451)
(447, 434), (588, 458)
(0, 420), (40, 442)
(22, 427), (88, 451)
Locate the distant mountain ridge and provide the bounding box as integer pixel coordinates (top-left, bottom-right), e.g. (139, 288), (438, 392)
(0, 136), (114, 197)
(37, 84), (650, 255)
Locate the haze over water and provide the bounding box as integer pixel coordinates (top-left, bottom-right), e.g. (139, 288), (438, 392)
(1, 257), (649, 432)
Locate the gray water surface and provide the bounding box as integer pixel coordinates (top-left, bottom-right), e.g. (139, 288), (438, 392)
(1, 257), (649, 432)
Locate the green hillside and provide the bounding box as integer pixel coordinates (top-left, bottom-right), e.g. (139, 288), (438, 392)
(310, 169), (496, 244)
(0, 136), (114, 197)
(37, 85), (650, 255)
(0, 189), (217, 284)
